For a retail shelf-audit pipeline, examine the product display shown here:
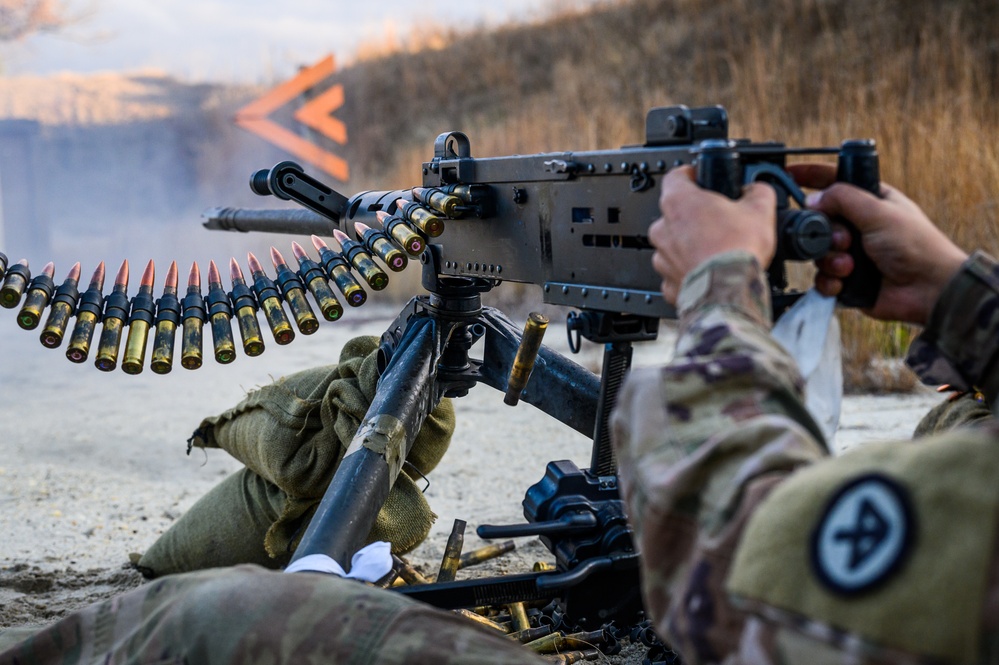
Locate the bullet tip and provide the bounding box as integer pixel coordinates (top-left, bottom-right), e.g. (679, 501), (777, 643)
(208, 260), (222, 285)
(354, 222), (370, 233)
(140, 260), (155, 288)
(332, 229), (348, 243)
(187, 261), (201, 288)
(41, 261), (55, 277)
(165, 261), (179, 289)
(247, 252), (263, 274)
(68, 262), (81, 281)
(291, 241), (308, 261)
(311, 235), (329, 251)
(115, 259), (130, 287)
(270, 246), (285, 267)
(229, 257), (244, 281)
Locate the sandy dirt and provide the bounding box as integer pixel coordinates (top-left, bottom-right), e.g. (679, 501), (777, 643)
(0, 302), (943, 658)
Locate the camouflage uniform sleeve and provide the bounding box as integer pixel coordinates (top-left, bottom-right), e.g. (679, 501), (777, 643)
(906, 250), (999, 406)
(611, 251), (828, 663)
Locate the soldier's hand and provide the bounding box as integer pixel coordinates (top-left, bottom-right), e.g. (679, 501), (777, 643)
(790, 163), (968, 325)
(651, 166), (776, 304)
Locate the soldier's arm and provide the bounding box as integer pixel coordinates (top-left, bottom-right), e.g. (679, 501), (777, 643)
(612, 250), (828, 661)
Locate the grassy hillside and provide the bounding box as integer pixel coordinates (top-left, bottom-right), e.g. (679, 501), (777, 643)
(329, 0), (999, 391)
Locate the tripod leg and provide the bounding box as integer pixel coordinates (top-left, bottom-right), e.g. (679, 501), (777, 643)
(289, 315), (437, 569)
(590, 342), (632, 476)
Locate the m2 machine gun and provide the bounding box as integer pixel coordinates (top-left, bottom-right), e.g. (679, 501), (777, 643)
(205, 104), (881, 631)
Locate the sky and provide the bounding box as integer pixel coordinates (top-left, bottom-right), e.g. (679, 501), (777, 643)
(1, 0), (602, 83)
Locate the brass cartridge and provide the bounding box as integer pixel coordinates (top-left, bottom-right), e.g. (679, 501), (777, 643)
(66, 263), (105, 363)
(374, 211), (425, 256)
(270, 246), (318, 334)
(539, 650), (599, 664)
(180, 262), (207, 370)
(95, 260), (131, 372)
(532, 561), (556, 572)
(453, 609), (509, 635)
(122, 260), (156, 374)
(458, 540), (516, 570)
(395, 198), (445, 237)
(247, 252), (295, 345)
(17, 262), (55, 330)
(150, 261), (180, 374)
(507, 602), (531, 633)
(509, 625), (553, 644)
(354, 222), (408, 272)
(436, 519), (466, 583)
(205, 260), (236, 364)
(311, 235), (366, 307)
(1, 260), (30, 309)
(504, 313), (549, 406)
(228, 258), (265, 356)
(331, 229), (388, 291)
(391, 554), (431, 586)
(526, 631), (606, 655)
(412, 186), (461, 218)
(40, 263), (81, 348)
(291, 241), (342, 321)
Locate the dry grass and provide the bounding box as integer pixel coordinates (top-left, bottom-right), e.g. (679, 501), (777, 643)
(332, 0), (999, 391)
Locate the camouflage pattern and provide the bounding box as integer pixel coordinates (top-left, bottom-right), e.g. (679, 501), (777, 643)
(612, 251), (999, 664)
(906, 250), (999, 408)
(0, 565), (544, 665)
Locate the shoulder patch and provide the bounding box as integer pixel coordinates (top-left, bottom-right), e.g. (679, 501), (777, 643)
(810, 474), (914, 595)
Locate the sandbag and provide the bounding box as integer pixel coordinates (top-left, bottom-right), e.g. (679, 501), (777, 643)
(138, 336), (454, 577)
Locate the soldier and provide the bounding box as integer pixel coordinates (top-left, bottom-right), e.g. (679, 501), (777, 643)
(613, 162), (995, 663)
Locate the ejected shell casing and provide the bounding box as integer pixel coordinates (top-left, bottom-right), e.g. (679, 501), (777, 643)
(228, 258), (265, 356)
(354, 222), (408, 272)
(539, 650), (600, 664)
(206, 260), (236, 364)
(291, 241), (343, 321)
(412, 186), (461, 218)
(181, 262), (207, 370)
(509, 625), (553, 644)
(453, 609), (509, 635)
(507, 602), (530, 633)
(95, 260), (131, 372)
(396, 199), (445, 237)
(311, 235), (367, 307)
(533, 561), (556, 573)
(392, 554), (431, 586)
(40, 263), (81, 348)
(436, 519), (466, 583)
(375, 211), (425, 257)
(247, 252), (295, 345)
(271, 247), (318, 334)
(150, 262), (181, 374)
(331, 229), (388, 291)
(505, 312), (549, 406)
(66, 262), (106, 363)
(458, 540), (516, 570)
(122, 260), (157, 375)
(17, 262), (56, 330)
(0, 260), (30, 309)
(527, 631), (606, 655)
(0, 251), (7, 280)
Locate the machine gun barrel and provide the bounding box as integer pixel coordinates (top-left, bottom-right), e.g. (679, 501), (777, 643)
(201, 207), (336, 237)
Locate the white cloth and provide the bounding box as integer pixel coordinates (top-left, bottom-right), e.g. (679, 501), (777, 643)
(772, 289), (843, 448)
(283, 541), (393, 582)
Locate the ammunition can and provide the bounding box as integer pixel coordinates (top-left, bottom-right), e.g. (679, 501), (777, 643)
(274, 265), (319, 334)
(206, 287), (236, 364)
(458, 540), (516, 570)
(122, 286), (156, 375)
(40, 276), (81, 349)
(66, 287), (104, 363)
(151, 295), (181, 374)
(453, 609), (509, 635)
(95, 290), (131, 372)
(317, 249), (366, 307)
(504, 313), (549, 406)
(0, 262), (30, 309)
(17, 268), (56, 330)
(181, 289), (207, 370)
(436, 519), (466, 583)
(398, 200), (445, 237)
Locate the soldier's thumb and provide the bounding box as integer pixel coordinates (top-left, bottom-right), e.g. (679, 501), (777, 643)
(806, 183), (885, 234)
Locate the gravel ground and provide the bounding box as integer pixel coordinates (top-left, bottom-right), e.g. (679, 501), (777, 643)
(0, 303), (943, 660)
